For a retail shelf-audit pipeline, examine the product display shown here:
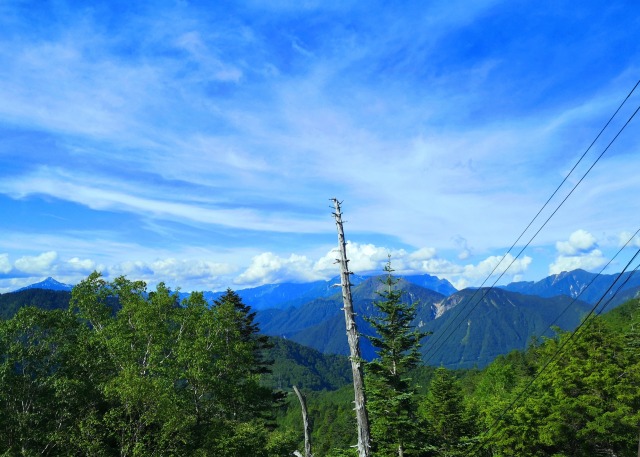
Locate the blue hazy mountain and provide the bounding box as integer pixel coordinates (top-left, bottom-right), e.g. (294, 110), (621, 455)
(499, 269), (640, 306)
(419, 288), (593, 368)
(15, 277), (74, 292)
(257, 279), (596, 368)
(189, 275), (368, 311)
(399, 273), (457, 296)
(180, 273), (453, 311)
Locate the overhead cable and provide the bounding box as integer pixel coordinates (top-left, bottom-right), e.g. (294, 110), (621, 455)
(424, 86), (640, 363)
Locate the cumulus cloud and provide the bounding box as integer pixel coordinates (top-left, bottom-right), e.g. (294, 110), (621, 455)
(313, 242), (430, 276)
(0, 254), (12, 274)
(409, 247), (438, 261)
(152, 258), (236, 281)
(109, 260), (154, 278)
(314, 242), (393, 275)
(236, 242), (533, 290)
(66, 257), (97, 272)
(549, 250), (607, 274)
(555, 229), (597, 255)
(618, 231), (640, 248)
(0, 242), (535, 293)
(549, 230), (606, 274)
(463, 253), (532, 279)
(235, 252), (323, 286)
(105, 257), (237, 289)
(14, 251), (58, 274)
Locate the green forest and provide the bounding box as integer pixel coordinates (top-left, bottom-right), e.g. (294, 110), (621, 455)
(1, 271), (639, 456)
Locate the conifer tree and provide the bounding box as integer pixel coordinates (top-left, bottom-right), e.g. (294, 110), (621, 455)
(212, 289), (282, 421)
(365, 259), (426, 456)
(490, 318), (640, 456)
(421, 367), (472, 456)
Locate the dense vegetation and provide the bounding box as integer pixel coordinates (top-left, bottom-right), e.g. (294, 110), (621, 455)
(365, 262), (427, 456)
(0, 273), (296, 456)
(1, 273), (639, 456)
(0, 288), (71, 319)
(277, 296), (640, 456)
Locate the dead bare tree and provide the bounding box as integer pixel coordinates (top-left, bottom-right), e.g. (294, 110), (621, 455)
(293, 386), (313, 457)
(331, 198), (371, 457)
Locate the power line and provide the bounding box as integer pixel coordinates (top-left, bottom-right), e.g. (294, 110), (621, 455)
(424, 90), (640, 364)
(469, 245), (640, 455)
(475, 78), (640, 287)
(535, 227), (640, 338)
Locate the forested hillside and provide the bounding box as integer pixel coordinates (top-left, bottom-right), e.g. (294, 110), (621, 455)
(0, 274), (297, 456)
(1, 273), (638, 456)
(0, 288), (71, 319)
(277, 296), (640, 456)
(256, 280), (597, 368)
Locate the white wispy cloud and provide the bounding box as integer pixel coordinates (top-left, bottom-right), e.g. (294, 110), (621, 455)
(1, 1), (639, 292)
(0, 167), (325, 234)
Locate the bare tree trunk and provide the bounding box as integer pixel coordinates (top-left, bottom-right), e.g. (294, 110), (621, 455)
(331, 198), (371, 457)
(637, 420), (640, 457)
(293, 386), (313, 457)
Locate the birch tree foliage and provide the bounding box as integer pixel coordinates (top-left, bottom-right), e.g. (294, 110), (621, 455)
(0, 272), (288, 456)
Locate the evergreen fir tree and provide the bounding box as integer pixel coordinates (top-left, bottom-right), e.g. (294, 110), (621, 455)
(213, 289), (284, 421)
(421, 367), (472, 456)
(214, 288), (273, 375)
(365, 259), (427, 456)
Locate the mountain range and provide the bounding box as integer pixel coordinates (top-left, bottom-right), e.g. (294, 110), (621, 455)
(4, 269), (640, 368)
(254, 277), (600, 368)
(175, 272), (456, 310)
(498, 268), (640, 306)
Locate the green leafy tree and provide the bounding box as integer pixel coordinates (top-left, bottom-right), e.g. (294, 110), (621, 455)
(0, 273), (290, 456)
(365, 260), (427, 456)
(71, 273), (284, 455)
(0, 305), (106, 455)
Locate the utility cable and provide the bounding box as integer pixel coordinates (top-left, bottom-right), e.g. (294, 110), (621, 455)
(474, 78), (640, 288)
(469, 246), (640, 455)
(423, 81), (640, 361)
(535, 227), (640, 338)
(424, 100), (640, 364)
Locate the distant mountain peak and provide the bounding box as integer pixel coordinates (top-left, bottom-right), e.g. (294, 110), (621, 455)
(16, 277), (74, 292)
(499, 268), (640, 304)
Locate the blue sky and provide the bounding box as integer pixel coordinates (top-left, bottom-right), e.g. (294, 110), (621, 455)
(1, 0), (640, 293)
